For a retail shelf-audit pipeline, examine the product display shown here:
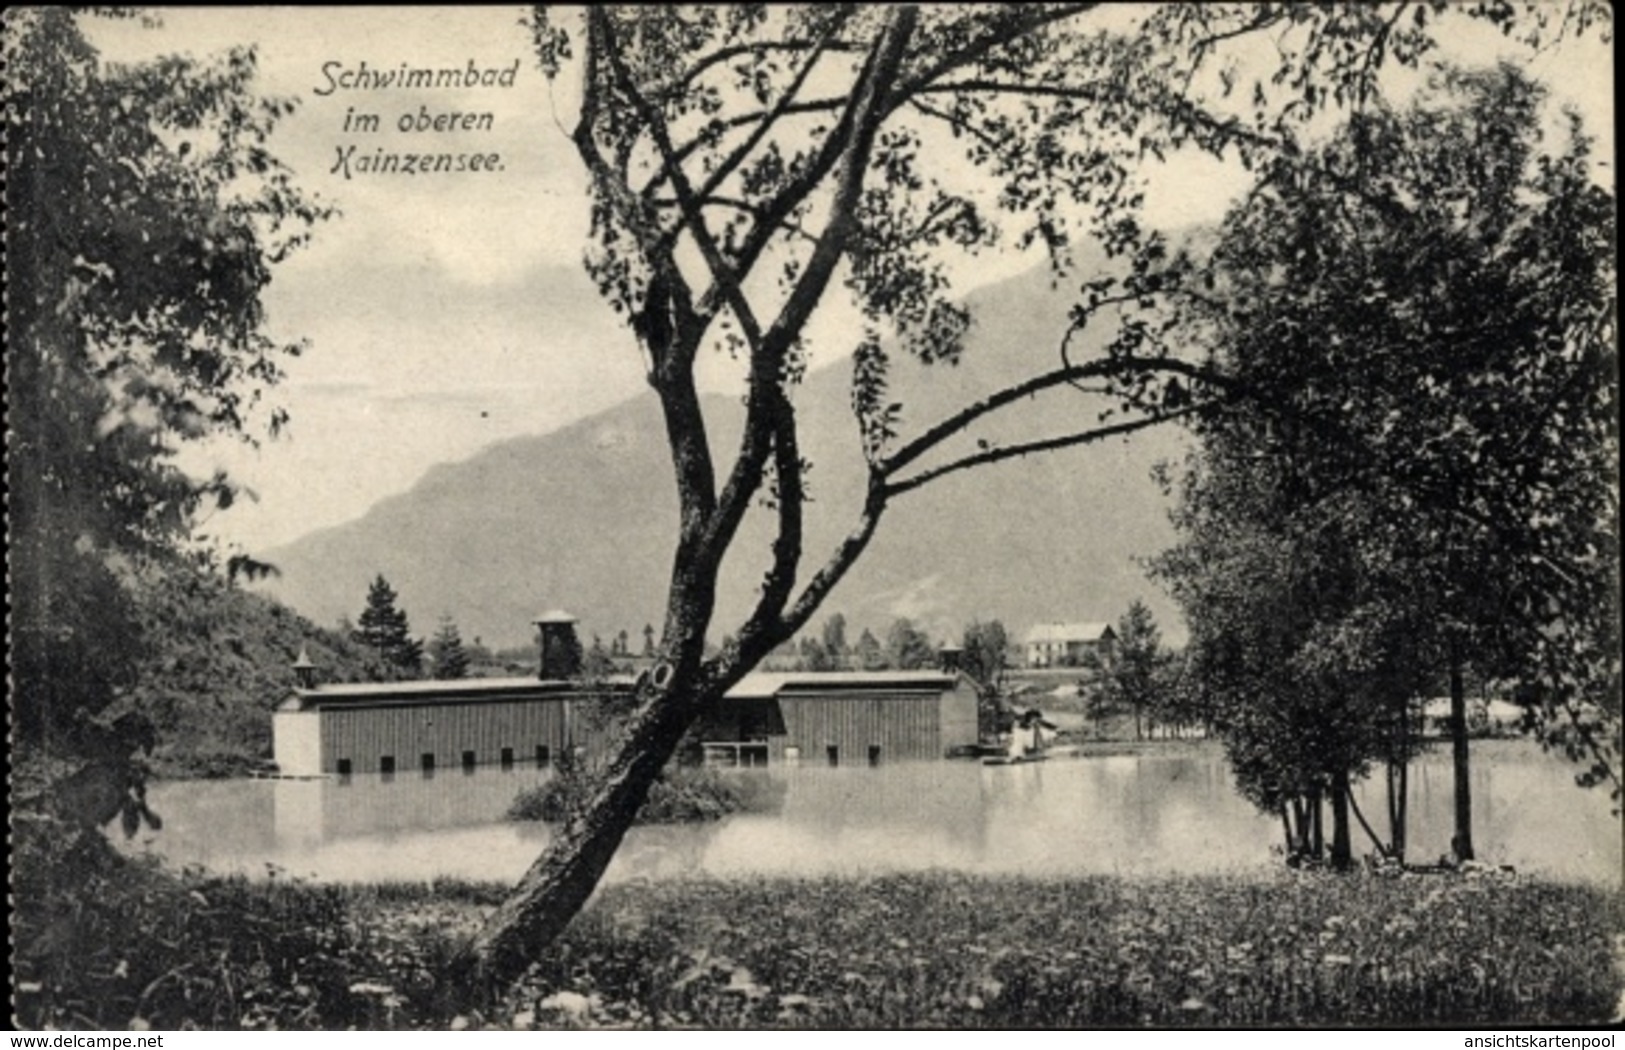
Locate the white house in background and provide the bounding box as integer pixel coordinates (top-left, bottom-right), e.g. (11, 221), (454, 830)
(1023, 621), (1117, 669)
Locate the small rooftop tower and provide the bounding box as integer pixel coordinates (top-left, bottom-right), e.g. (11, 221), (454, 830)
(533, 609), (580, 680)
(937, 643), (964, 674)
(292, 646), (318, 690)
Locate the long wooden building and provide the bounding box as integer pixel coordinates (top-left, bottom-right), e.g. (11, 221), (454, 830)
(272, 670), (979, 777)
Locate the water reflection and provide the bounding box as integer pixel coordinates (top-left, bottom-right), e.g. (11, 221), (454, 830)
(122, 742), (1620, 886)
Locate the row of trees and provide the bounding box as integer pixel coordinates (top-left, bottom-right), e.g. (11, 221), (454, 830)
(769, 613), (939, 673)
(349, 575), (491, 682)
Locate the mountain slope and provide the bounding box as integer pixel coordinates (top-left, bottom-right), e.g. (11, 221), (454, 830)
(260, 263), (1190, 651)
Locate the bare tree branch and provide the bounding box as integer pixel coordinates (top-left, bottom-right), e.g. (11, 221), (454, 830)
(777, 471), (890, 640)
(677, 32), (865, 91)
(887, 405), (1206, 497)
(882, 354), (1235, 478)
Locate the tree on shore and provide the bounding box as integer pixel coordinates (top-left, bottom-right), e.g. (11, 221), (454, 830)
(7, 9), (328, 792)
(885, 618), (939, 671)
(821, 613), (851, 668)
(543, 622), (587, 680)
(1101, 600), (1170, 741)
(854, 628), (887, 672)
(961, 620), (1011, 740)
(796, 634), (838, 671)
(582, 635), (618, 679)
(1156, 63), (1616, 867)
(467, 4), (1608, 982)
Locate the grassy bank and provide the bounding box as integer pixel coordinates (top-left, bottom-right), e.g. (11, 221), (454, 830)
(14, 815), (1621, 1030)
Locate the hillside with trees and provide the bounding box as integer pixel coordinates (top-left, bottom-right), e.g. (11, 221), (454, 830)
(126, 572), (379, 778)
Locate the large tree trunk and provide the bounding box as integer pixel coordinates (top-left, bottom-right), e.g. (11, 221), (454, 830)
(469, 661), (715, 986)
(1288, 796), (1311, 862)
(1449, 651), (1474, 862)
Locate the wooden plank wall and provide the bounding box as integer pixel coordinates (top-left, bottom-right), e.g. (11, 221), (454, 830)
(779, 693), (942, 764)
(321, 699), (568, 774)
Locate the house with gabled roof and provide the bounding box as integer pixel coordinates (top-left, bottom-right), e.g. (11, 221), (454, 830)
(1022, 621), (1117, 669)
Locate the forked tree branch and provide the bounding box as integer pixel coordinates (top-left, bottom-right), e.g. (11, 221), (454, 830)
(703, 6), (919, 570)
(598, 11), (765, 355)
(882, 354), (1236, 478)
(647, 9), (856, 240)
(777, 471), (890, 641)
(886, 404), (1207, 497)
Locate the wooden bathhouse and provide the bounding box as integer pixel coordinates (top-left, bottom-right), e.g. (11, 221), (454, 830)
(273, 618), (980, 777)
(692, 671), (979, 768)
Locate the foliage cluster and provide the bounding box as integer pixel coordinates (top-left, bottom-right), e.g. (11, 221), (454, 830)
(7, 8), (329, 758)
(126, 569), (377, 778)
(1154, 62), (1619, 863)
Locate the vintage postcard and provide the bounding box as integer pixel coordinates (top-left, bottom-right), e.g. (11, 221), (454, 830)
(9, 4), (1618, 1033)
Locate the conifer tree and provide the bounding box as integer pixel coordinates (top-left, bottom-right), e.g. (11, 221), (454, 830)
(355, 575), (422, 678)
(429, 616), (471, 681)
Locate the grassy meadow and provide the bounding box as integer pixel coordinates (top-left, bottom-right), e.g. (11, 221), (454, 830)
(14, 812), (1621, 1030)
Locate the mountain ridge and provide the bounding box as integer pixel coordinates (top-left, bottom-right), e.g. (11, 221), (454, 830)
(259, 261), (1192, 651)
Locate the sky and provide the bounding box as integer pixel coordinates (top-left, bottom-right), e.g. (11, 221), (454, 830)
(81, 7), (1613, 555)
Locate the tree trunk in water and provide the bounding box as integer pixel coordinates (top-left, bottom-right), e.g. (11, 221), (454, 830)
(1289, 797), (1311, 862)
(1449, 653), (1474, 862)
(1386, 758), (1408, 865)
(1329, 770), (1353, 871)
(468, 668), (713, 987)
(1310, 788), (1324, 859)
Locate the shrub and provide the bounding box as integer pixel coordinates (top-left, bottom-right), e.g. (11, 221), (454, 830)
(507, 765), (782, 825)
(11, 807), (475, 1030)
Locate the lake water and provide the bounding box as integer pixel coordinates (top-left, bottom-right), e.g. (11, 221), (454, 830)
(122, 741), (1621, 886)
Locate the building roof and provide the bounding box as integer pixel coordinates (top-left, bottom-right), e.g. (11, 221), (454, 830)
(279, 670), (960, 712)
(277, 675), (635, 712)
(1024, 621), (1115, 645)
(723, 671), (961, 700)
(532, 609), (579, 624)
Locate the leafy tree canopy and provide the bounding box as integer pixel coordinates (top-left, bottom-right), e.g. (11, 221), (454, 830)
(885, 617), (939, 671)
(1157, 62), (1618, 808)
(960, 619), (1010, 693)
(7, 9), (329, 753)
